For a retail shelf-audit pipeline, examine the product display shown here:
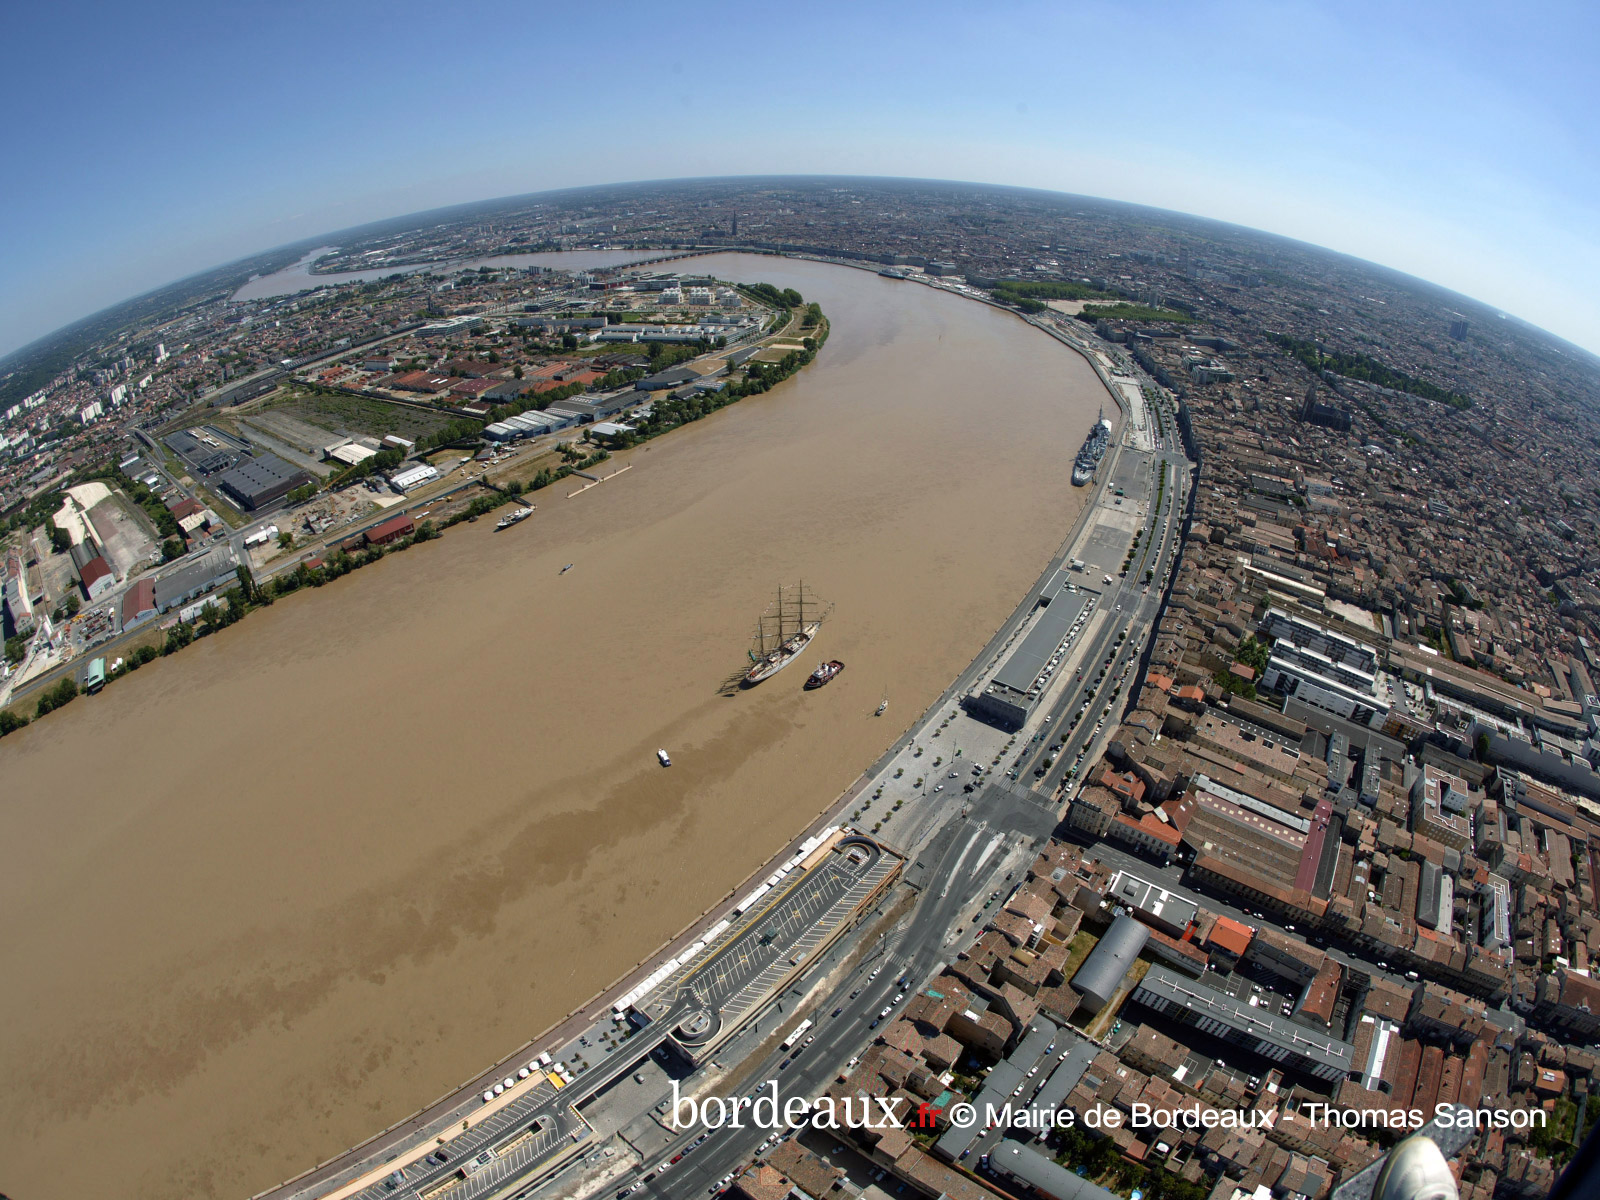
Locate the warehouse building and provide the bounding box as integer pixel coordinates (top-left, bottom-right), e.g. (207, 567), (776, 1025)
(483, 409), (576, 442)
(1071, 913), (1150, 1014)
(216, 453), (312, 511)
(151, 550), (239, 613)
(364, 514), (416, 547)
(635, 365), (700, 391)
(388, 463), (440, 493)
(934, 1019), (1059, 1163)
(545, 398), (601, 423)
(120, 578), (156, 630)
(76, 554), (116, 601)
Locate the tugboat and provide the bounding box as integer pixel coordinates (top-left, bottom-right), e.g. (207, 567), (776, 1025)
(657, 748), (672, 767)
(496, 505), (535, 530)
(743, 583), (826, 687)
(805, 660), (845, 690)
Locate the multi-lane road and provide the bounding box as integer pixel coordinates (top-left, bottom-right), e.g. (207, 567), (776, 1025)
(537, 400), (1197, 1200)
(256, 298), (1198, 1200)
(581, 791), (1057, 1200)
(1010, 441), (1189, 799)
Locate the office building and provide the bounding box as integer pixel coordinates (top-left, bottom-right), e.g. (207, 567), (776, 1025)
(1131, 966), (1354, 1083)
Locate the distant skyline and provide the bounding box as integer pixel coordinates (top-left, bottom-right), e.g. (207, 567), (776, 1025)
(3, 1), (1597, 358)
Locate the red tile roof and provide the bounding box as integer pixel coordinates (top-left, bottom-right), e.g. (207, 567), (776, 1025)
(1208, 916), (1255, 958)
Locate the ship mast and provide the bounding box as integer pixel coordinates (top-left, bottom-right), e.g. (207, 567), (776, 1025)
(797, 580), (805, 634)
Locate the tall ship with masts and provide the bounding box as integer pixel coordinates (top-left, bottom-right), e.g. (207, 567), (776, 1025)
(743, 582), (825, 686)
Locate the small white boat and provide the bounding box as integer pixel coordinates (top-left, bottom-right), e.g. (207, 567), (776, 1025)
(657, 749), (672, 767)
(560, 563), (575, 575)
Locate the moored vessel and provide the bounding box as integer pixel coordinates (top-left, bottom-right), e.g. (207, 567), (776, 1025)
(743, 583), (825, 686)
(496, 505), (535, 530)
(1071, 408), (1113, 486)
(805, 660), (845, 690)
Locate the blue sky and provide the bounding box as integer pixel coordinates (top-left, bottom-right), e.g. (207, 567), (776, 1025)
(3, 0), (1597, 357)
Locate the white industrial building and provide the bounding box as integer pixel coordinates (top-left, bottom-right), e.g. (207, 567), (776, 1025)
(483, 410), (575, 442)
(388, 463), (440, 493)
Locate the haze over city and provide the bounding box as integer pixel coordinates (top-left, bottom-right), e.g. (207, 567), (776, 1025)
(6, 6), (1600, 1200)
(2, 0), (1597, 359)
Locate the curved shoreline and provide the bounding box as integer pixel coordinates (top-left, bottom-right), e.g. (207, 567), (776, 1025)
(0, 252), (1117, 1200)
(247, 259), (1131, 1200)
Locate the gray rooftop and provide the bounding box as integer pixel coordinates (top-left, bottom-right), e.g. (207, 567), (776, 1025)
(989, 1142), (1121, 1200)
(935, 1059), (1024, 1161)
(1134, 965), (1355, 1073)
(1071, 913), (1150, 1011)
(1031, 1036), (1097, 1116)
(993, 587), (1091, 697)
(151, 550), (238, 612)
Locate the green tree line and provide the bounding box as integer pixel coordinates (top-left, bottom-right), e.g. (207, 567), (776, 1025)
(1076, 303), (1195, 325)
(1272, 334), (1472, 410)
(991, 279), (1117, 312)
(741, 283), (804, 309)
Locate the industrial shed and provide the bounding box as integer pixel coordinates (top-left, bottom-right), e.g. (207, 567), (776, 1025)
(1070, 913), (1150, 1014)
(216, 453), (312, 510)
(364, 514), (416, 547)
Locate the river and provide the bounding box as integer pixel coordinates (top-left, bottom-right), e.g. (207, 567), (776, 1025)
(0, 254), (1109, 1200)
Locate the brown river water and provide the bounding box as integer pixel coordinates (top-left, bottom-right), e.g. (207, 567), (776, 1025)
(0, 255), (1108, 1199)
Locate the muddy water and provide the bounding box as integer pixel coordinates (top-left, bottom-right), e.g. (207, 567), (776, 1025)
(0, 255), (1109, 1200)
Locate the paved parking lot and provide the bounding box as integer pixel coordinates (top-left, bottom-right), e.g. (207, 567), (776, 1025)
(678, 846), (894, 1031)
(341, 1074), (563, 1200)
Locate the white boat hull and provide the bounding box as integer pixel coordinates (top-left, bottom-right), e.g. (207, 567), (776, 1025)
(743, 622), (821, 685)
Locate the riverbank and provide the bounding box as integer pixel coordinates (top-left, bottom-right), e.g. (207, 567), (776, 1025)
(0, 254), (1109, 1200)
(0, 292), (825, 730)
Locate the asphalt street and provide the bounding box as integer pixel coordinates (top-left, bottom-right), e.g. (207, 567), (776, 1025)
(550, 792), (1056, 1200)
